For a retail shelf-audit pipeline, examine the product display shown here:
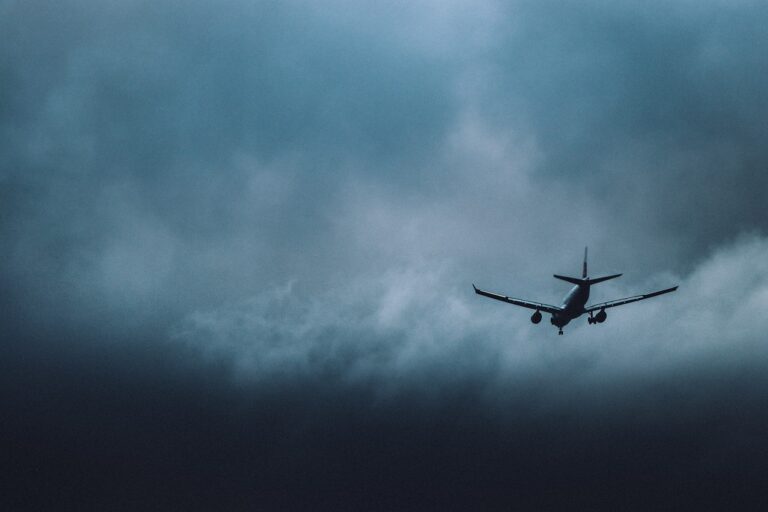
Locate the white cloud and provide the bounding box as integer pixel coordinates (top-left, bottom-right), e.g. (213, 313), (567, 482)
(172, 234), (768, 412)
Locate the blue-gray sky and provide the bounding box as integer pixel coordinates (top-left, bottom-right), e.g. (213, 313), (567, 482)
(3, 1), (768, 509)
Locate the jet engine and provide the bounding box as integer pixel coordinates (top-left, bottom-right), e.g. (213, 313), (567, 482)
(594, 309), (607, 323)
(530, 310), (542, 324)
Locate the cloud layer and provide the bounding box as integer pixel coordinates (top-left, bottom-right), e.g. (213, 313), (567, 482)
(3, 0), (768, 509)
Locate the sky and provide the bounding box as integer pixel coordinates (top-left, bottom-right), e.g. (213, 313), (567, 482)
(3, 0), (768, 509)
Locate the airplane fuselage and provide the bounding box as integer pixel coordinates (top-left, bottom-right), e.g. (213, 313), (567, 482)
(550, 284), (590, 328)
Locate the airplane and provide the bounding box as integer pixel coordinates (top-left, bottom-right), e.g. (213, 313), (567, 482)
(473, 247), (677, 335)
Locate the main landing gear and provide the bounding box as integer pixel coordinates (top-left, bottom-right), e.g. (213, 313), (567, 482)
(588, 309), (607, 325)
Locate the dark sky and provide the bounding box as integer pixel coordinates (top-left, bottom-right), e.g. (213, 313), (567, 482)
(3, 1), (768, 510)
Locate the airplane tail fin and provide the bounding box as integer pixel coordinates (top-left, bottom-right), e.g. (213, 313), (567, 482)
(554, 248), (622, 286)
(553, 247), (590, 285)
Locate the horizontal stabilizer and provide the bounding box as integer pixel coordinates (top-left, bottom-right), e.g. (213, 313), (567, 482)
(553, 274), (584, 285)
(554, 273), (622, 285)
(588, 273), (622, 285)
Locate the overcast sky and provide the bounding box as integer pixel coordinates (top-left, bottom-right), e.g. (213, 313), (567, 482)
(3, 1), (768, 509)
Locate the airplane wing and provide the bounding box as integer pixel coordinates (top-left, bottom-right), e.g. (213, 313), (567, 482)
(584, 286), (678, 312)
(473, 284), (562, 314)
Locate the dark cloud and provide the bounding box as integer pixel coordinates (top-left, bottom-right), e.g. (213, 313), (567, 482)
(3, 0), (768, 509)
(474, 1), (768, 267)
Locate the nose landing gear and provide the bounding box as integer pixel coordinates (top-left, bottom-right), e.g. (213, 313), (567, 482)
(558, 328), (563, 335)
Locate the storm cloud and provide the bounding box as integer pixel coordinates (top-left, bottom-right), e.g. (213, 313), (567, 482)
(3, 0), (768, 509)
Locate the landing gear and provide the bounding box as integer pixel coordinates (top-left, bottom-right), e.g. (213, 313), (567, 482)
(551, 315), (565, 334)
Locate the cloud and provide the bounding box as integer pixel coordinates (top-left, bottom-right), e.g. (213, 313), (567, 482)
(3, 0), (768, 508)
(173, 234), (768, 411)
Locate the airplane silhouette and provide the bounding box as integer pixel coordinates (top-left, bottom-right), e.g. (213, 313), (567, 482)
(473, 247), (677, 334)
